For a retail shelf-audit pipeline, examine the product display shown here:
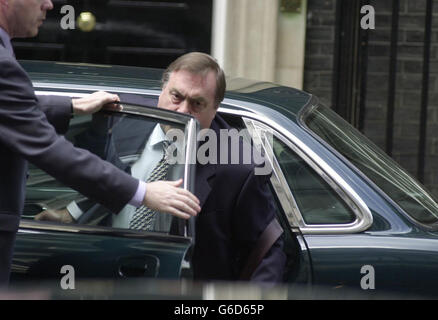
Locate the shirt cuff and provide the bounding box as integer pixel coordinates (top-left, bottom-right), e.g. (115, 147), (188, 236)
(66, 201), (83, 221)
(129, 180), (146, 208)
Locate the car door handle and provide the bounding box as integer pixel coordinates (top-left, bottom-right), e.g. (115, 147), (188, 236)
(118, 255), (159, 278)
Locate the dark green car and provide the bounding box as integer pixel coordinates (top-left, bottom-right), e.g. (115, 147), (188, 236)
(10, 61), (438, 297)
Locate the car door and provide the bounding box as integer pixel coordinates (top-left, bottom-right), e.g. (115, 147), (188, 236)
(10, 93), (198, 284)
(225, 109), (376, 289)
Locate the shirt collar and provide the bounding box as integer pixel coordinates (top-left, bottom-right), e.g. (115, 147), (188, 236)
(149, 124), (169, 147)
(0, 27), (14, 57)
(149, 123), (183, 150)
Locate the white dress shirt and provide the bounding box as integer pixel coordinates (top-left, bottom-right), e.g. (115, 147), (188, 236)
(68, 124), (170, 228)
(112, 124), (169, 228)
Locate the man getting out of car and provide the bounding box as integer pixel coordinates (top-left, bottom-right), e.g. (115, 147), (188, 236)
(37, 52), (286, 283)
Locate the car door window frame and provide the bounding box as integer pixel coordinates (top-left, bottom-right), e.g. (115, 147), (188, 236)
(216, 102), (372, 235)
(20, 90), (198, 240)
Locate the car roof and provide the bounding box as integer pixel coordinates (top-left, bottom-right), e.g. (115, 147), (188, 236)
(22, 60), (313, 122)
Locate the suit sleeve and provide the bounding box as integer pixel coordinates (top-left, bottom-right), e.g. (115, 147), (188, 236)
(68, 116), (129, 218)
(0, 56), (138, 213)
(36, 94), (72, 134)
(233, 168), (286, 283)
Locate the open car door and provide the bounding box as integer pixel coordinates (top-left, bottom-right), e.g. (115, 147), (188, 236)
(11, 95), (199, 284)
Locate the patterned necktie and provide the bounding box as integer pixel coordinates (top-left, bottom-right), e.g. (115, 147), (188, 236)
(129, 140), (171, 230)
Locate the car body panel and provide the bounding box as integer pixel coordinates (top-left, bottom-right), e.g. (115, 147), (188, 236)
(12, 224), (191, 282)
(304, 232), (438, 295)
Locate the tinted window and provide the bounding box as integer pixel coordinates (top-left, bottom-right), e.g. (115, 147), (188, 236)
(24, 108), (188, 234)
(273, 136), (356, 224)
(302, 103), (438, 225)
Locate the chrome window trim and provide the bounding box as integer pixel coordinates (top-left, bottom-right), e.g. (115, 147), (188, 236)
(112, 104), (194, 125)
(18, 221), (191, 244)
(183, 118), (199, 240)
(34, 82), (158, 96)
(184, 118), (199, 191)
(22, 88), (198, 237)
(219, 102), (373, 235)
(36, 89), (191, 125)
(243, 119), (302, 229)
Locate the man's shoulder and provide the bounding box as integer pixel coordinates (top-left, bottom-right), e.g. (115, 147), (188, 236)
(0, 45), (16, 63)
(211, 114), (264, 168)
(0, 50), (14, 69)
(0, 51), (29, 80)
(201, 116), (272, 195)
(0, 53), (34, 100)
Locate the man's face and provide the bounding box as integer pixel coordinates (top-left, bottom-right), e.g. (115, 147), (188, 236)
(158, 69), (218, 129)
(6, 0), (53, 38)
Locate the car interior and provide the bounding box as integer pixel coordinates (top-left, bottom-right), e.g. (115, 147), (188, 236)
(24, 103), (190, 236)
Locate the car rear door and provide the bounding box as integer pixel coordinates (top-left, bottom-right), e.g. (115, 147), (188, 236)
(213, 110), (314, 287)
(241, 115), (375, 292)
(10, 94), (198, 284)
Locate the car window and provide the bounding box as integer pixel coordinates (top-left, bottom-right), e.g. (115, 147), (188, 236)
(301, 102), (438, 225)
(272, 136), (356, 225)
(219, 111), (356, 225)
(23, 105), (192, 234)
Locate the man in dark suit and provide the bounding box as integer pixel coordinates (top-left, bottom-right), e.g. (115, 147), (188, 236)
(0, 0), (199, 287)
(159, 52), (286, 282)
(39, 52), (287, 283)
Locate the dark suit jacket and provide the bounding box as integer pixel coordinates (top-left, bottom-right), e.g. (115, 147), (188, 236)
(192, 115), (286, 283)
(0, 41), (139, 285)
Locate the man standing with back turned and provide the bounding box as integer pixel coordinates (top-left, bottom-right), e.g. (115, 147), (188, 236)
(0, 0), (200, 287)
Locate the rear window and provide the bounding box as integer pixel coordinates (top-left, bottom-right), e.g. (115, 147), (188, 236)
(273, 136), (356, 225)
(301, 103), (438, 226)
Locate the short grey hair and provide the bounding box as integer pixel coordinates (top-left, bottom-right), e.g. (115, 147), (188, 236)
(161, 52), (226, 107)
